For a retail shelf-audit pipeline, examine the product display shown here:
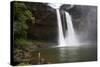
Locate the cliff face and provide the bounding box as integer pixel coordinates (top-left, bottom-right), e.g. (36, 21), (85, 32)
(24, 2), (97, 43)
(24, 2), (58, 43)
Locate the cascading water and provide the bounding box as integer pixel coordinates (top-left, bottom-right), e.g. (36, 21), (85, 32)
(58, 11), (79, 47)
(65, 12), (79, 46)
(48, 4), (79, 47)
(48, 3), (66, 46)
(56, 9), (66, 46)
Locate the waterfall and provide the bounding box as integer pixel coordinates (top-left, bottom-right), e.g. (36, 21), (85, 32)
(56, 9), (66, 46)
(48, 3), (79, 47)
(65, 12), (79, 46)
(57, 11), (79, 47)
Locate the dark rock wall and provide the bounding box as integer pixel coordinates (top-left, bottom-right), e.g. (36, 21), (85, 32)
(23, 2), (97, 43)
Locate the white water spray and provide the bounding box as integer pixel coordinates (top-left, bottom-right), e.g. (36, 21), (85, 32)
(65, 12), (79, 46)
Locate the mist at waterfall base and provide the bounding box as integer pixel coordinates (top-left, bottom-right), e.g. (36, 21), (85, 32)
(65, 12), (79, 46)
(48, 4), (97, 47)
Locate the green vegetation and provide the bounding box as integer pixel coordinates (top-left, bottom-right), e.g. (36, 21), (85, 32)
(15, 38), (47, 46)
(12, 1), (57, 65)
(13, 2), (33, 39)
(13, 2), (36, 48)
(15, 38), (33, 45)
(13, 2), (36, 65)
